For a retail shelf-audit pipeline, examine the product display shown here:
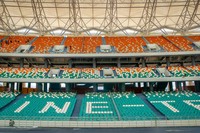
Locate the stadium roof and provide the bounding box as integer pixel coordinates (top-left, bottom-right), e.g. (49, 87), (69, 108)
(0, 0), (200, 36)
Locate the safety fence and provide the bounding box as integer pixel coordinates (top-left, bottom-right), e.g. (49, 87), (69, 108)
(0, 116), (200, 128)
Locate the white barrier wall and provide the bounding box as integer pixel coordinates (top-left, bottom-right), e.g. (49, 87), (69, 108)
(0, 120), (200, 128)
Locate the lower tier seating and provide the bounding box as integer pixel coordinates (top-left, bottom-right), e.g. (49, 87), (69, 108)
(113, 92), (156, 120)
(0, 92), (19, 109)
(0, 92), (76, 120)
(79, 92), (157, 121)
(79, 92), (118, 121)
(144, 91), (200, 120)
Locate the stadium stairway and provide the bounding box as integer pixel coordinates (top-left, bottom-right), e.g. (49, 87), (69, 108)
(28, 36), (38, 45)
(102, 37), (106, 45)
(142, 36), (149, 44)
(162, 36), (182, 51)
(71, 94), (84, 120)
(60, 37), (67, 45)
(184, 36), (194, 42)
(137, 94), (166, 120)
(111, 97), (121, 120)
(183, 36), (199, 50)
(0, 94), (25, 112)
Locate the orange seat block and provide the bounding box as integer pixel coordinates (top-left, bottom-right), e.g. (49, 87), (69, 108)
(105, 37), (145, 53)
(166, 36), (193, 51)
(145, 36), (180, 52)
(188, 36), (200, 42)
(0, 36), (34, 53)
(64, 37), (83, 53)
(83, 37), (102, 53)
(32, 36), (63, 53)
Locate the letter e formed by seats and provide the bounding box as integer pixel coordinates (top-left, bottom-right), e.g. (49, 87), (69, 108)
(86, 102), (113, 114)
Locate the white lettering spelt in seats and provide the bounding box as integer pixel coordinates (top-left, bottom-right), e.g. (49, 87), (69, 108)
(14, 101), (30, 113)
(183, 100), (200, 111)
(123, 105), (144, 107)
(39, 102), (70, 113)
(86, 102), (113, 114)
(151, 101), (179, 113)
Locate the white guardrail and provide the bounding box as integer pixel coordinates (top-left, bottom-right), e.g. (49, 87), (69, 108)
(0, 119), (200, 128)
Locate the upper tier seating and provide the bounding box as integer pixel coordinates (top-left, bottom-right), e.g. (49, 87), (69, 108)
(113, 92), (156, 120)
(114, 67), (159, 78)
(144, 91), (200, 119)
(83, 37), (102, 53)
(0, 36), (34, 53)
(64, 37), (83, 53)
(0, 92), (76, 120)
(105, 37), (145, 53)
(167, 66), (195, 77)
(32, 37), (63, 53)
(188, 36), (200, 41)
(145, 36), (180, 52)
(0, 92), (19, 109)
(0, 68), (49, 79)
(166, 36), (193, 51)
(79, 92), (118, 121)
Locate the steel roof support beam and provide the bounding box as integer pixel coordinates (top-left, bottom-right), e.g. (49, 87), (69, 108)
(175, 0), (200, 34)
(0, 0), (17, 34)
(30, 0), (53, 35)
(136, 0), (167, 35)
(98, 0), (127, 35)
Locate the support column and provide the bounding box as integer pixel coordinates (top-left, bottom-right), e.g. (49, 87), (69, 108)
(10, 82), (14, 92)
(176, 82), (182, 91)
(142, 58), (147, 91)
(65, 83), (71, 92)
(195, 81), (200, 92)
(18, 83), (22, 92)
(44, 59), (49, 68)
(138, 82), (141, 88)
(44, 83), (47, 92)
(183, 81), (186, 90)
(149, 82), (154, 91)
(120, 83), (125, 92)
(169, 82), (173, 91)
(117, 58), (121, 67)
(191, 56), (195, 66)
(93, 83), (97, 92)
(37, 83), (42, 92)
(20, 58), (24, 68)
(68, 59), (72, 68)
(166, 57), (170, 67)
(93, 58), (96, 68)
(28, 83), (31, 88)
